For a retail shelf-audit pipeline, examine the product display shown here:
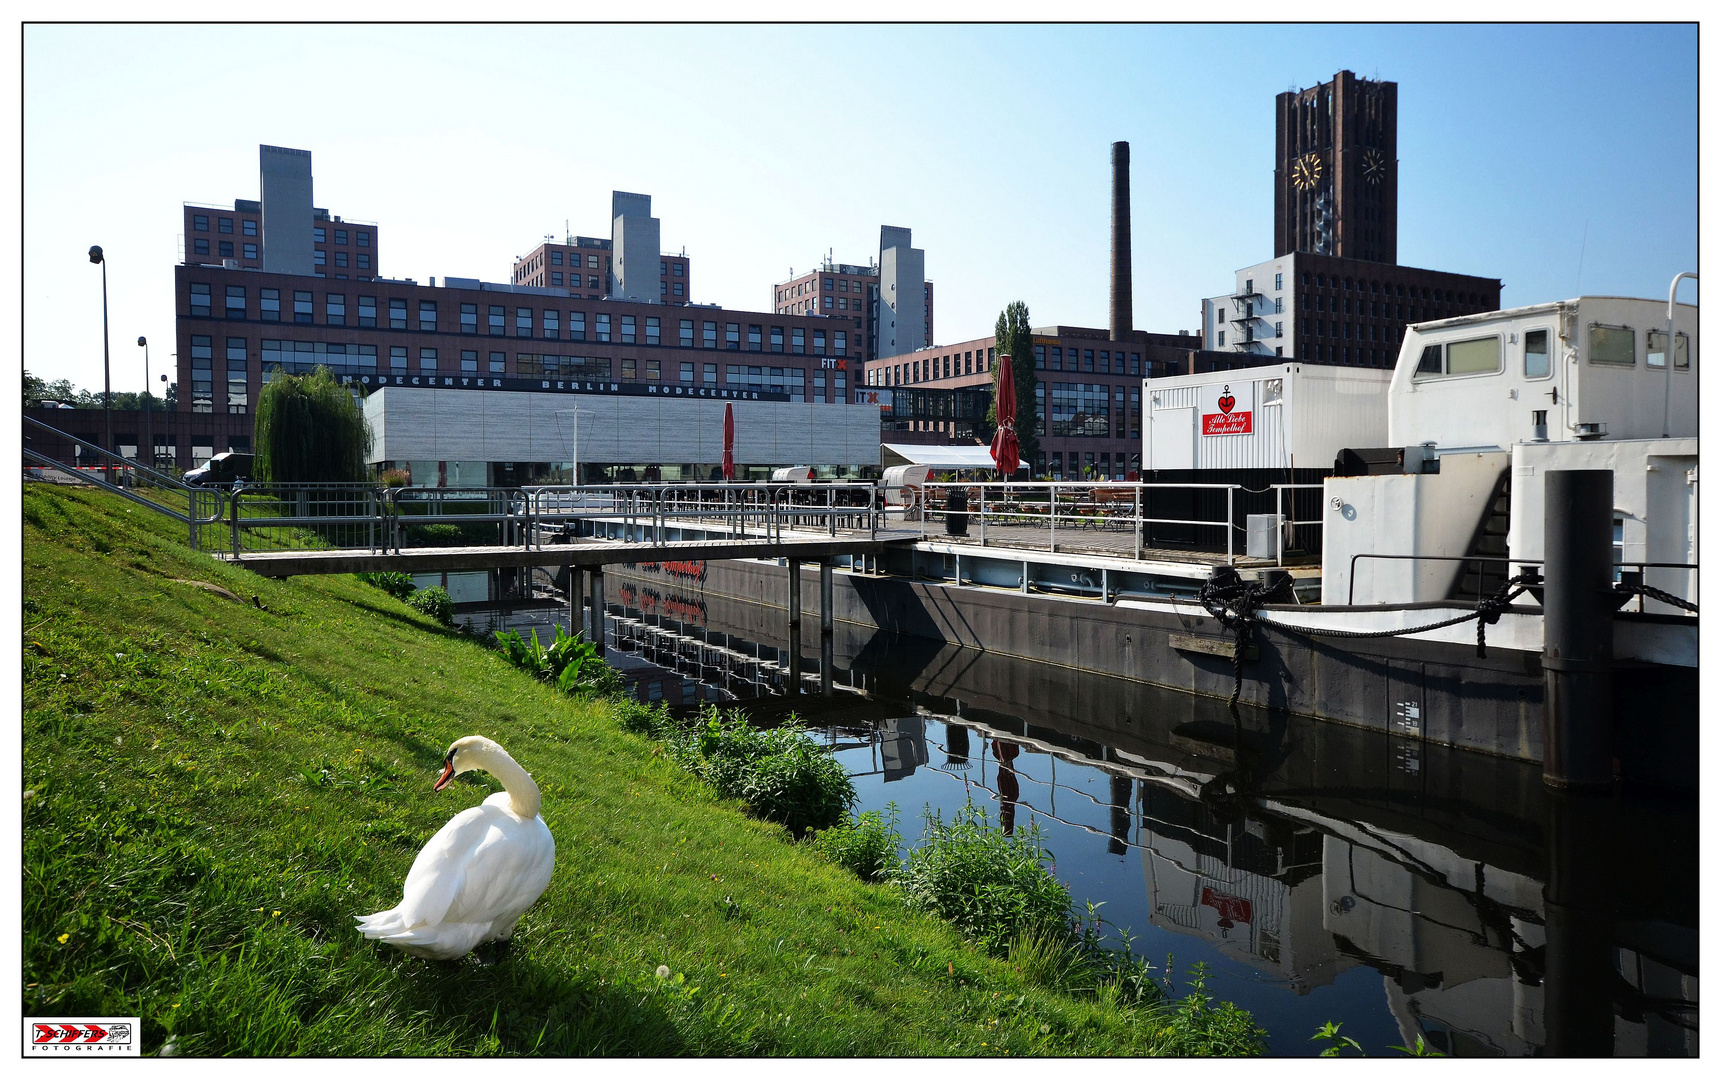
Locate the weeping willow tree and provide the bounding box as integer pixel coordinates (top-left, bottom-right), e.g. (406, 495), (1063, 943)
(253, 366), (373, 484)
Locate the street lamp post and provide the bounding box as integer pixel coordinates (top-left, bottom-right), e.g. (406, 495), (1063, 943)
(138, 336), (150, 472)
(89, 246), (113, 484)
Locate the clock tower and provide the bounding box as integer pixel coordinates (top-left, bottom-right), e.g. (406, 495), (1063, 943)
(1274, 70), (1398, 264)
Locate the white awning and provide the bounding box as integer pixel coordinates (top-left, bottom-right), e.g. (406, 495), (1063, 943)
(880, 443), (1000, 469)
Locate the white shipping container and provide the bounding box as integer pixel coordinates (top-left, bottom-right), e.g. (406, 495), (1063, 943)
(1142, 364), (1392, 471)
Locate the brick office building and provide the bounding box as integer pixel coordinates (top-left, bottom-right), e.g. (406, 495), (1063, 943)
(157, 146), (870, 474)
(866, 325), (1200, 480)
(772, 256), (935, 374)
(1200, 71), (1502, 367)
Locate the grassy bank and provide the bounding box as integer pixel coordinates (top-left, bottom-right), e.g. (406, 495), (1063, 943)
(22, 484), (1260, 1056)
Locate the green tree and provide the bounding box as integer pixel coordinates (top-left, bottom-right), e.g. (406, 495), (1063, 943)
(253, 365), (373, 484)
(991, 301), (1039, 468)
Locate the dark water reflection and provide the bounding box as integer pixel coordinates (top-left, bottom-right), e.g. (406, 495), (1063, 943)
(470, 594), (1700, 1057)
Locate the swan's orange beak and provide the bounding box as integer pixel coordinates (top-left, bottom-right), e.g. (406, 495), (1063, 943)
(434, 759), (456, 792)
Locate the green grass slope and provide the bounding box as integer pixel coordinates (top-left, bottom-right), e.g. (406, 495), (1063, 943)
(22, 485), (1252, 1057)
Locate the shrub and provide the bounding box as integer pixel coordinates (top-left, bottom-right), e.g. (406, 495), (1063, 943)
(809, 806), (902, 883)
(678, 708), (854, 835)
(378, 467), (410, 487)
(356, 571), (416, 601)
(407, 523), (464, 547)
(406, 586), (454, 626)
(492, 625), (624, 698)
(897, 802), (1071, 953)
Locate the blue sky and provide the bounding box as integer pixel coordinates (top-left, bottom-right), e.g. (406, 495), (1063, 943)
(23, 22), (1698, 394)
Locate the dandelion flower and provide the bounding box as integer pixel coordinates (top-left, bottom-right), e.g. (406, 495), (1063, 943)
(656, 965), (671, 979)
(56, 933), (68, 944)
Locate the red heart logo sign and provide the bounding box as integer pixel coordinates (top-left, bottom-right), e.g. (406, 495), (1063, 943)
(1217, 387), (1235, 414)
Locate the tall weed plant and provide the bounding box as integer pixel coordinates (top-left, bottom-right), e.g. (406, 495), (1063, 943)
(897, 803), (1071, 954)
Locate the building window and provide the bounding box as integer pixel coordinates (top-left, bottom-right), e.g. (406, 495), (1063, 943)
(489, 351), (505, 373)
(588, 275), (599, 289)
(813, 330), (826, 355)
(1415, 334), (1501, 378)
(488, 305), (505, 335)
(419, 348), (437, 372)
(418, 301), (437, 332)
(544, 310), (560, 339)
(725, 323), (740, 350)
(516, 307), (533, 336)
(218, 217), (233, 234)
(333, 229), (348, 245)
(834, 330), (846, 356)
(357, 254), (370, 270)
(389, 298), (407, 330)
(242, 243), (258, 260)
(570, 311), (586, 341)
(680, 361), (694, 384)
(1589, 324), (1635, 366)
(333, 251), (348, 268)
(190, 335), (213, 413)
(679, 319), (694, 347)
(218, 285), (243, 319)
(646, 316), (660, 345)
(771, 326), (784, 352)
(703, 321), (717, 349)
(748, 324), (762, 351)
(260, 288), (280, 321)
(673, 282), (684, 296)
(621, 358), (637, 380)
(461, 350), (478, 373)
(390, 346), (407, 371)
(791, 328), (805, 354)
(219, 241), (235, 258)
(313, 227), (326, 243)
(242, 219), (258, 236)
(461, 303), (478, 334)
(357, 232), (370, 247)
(620, 315), (636, 343)
(660, 281), (668, 296)
(312, 249), (325, 266)
(646, 359), (660, 381)
(1646, 328), (1689, 370)
(596, 313), (611, 342)
(294, 291), (313, 323)
(326, 294), (345, 325)
(551, 272), (563, 286)
(550, 251), (563, 266)
(193, 238), (210, 256)
(703, 363), (717, 385)
(193, 214), (208, 231)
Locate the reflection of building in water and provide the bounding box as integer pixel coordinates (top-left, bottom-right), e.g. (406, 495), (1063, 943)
(1140, 785), (1347, 994)
(879, 717), (928, 781)
(1321, 831), (1545, 1056)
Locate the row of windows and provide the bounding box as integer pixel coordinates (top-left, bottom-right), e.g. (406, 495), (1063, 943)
(191, 214), (258, 236)
(1302, 270), (1483, 304)
(190, 215), (373, 249)
(779, 277), (872, 302)
(1414, 325), (1691, 380)
(312, 227), (371, 247)
(186, 285), (848, 355)
(313, 250), (372, 269)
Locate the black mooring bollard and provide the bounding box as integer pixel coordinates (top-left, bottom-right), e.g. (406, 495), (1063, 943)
(1541, 469), (1614, 788)
(786, 558), (802, 693)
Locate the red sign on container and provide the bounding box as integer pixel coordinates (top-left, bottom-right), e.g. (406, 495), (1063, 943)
(1201, 410), (1253, 436)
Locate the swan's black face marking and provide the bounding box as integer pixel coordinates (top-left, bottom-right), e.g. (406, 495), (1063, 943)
(433, 747), (458, 792)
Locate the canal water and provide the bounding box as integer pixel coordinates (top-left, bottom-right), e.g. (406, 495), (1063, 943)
(468, 595), (1699, 1058)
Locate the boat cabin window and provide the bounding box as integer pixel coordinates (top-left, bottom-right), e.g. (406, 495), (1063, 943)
(1588, 324), (1635, 366)
(1414, 334), (1501, 378)
(1647, 329), (1690, 370)
(1523, 328), (1551, 379)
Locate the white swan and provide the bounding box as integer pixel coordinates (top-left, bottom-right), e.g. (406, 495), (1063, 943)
(355, 736), (555, 960)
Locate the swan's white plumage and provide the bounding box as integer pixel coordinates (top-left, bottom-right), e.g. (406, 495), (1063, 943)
(356, 738), (555, 960)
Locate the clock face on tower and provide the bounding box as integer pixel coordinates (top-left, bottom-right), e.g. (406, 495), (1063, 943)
(1361, 148), (1386, 185)
(1290, 152), (1324, 191)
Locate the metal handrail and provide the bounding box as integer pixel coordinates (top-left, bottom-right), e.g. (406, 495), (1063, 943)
(1346, 552), (1699, 609)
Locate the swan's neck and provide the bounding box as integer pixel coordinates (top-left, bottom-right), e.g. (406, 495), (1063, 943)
(480, 749), (542, 819)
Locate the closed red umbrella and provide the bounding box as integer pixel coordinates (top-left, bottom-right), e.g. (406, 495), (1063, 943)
(721, 401), (736, 481)
(990, 353), (1021, 478)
